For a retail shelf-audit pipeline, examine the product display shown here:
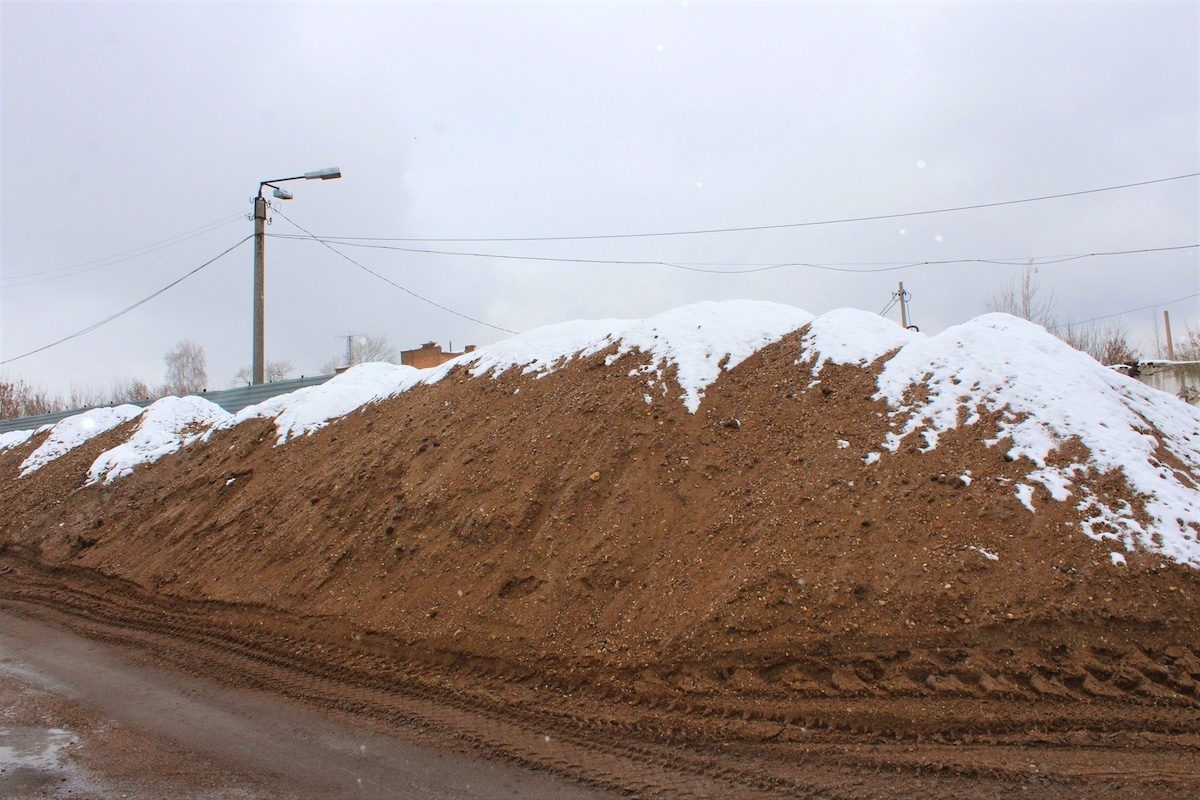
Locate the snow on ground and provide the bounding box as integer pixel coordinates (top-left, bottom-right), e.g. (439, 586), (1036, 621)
(20, 405), (143, 476)
(867, 314), (1200, 566)
(86, 396), (232, 485)
(600, 301), (814, 413)
(461, 318), (634, 381)
(222, 362), (428, 445)
(0, 427), (42, 452)
(969, 546), (1000, 562)
(800, 307), (919, 372)
(460, 300), (813, 413)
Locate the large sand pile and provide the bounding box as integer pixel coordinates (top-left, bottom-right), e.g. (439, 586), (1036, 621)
(3, 300), (1199, 706)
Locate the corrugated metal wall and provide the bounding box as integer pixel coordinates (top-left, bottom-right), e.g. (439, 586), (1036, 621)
(0, 374), (334, 435)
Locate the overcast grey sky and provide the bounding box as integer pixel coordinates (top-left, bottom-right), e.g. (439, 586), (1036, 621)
(2, 0), (1197, 395)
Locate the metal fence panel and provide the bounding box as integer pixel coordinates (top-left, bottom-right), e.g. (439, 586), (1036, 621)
(0, 374), (334, 436)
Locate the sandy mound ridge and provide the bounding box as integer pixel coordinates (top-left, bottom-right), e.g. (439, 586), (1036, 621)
(3, 300), (1199, 700)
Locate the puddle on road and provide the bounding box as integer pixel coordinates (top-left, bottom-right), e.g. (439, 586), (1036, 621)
(0, 726), (85, 796)
(0, 726), (79, 769)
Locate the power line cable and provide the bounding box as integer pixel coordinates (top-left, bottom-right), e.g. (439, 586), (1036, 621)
(0, 236), (252, 366)
(282, 171), (1200, 243)
(273, 226), (1198, 333)
(271, 211), (518, 335)
(1046, 292), (1200, 332)
(830, 244), (1200, 275)
(269, 234), (760, 272)
(287, 239), (1197, 272)
(3, 211), (245, 284)
(269, 234), (1197, 275)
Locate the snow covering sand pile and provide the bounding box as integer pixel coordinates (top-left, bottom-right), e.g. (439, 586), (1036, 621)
(19, 404), (143, 477)
(0, 426), (47, 453)
(868, 314), (1200, 566)
(85, 396), (231, 485)
(802, 310), (1200, 566)
(456, 300), (815, 413)
(5, 300), (1200, 567)
(218, 299), (813, 443)
(217, 361), (429, 445)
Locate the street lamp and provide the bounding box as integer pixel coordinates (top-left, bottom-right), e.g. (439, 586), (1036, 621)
(251, 167), (341, 385)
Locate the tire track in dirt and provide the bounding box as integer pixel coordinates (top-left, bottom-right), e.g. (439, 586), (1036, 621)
(0, 560), (804, 799)
(2, 556), (1198, 800)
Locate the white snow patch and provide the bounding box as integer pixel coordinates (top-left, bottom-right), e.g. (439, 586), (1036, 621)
(836, 439), (850, 449)
(1110, 552), (1127, 566)
(20, 405), (143, 476)
(1015, 484), (1036, 512)
(87, 396), (232, 485)
(863, 313), (1200, 567)
(0, 428), (39, 452)
(212, 362), (429, 445)
(276, 363), (424, 444)
(800, 308), (919, 373)
(459, 300), (813, 413)
(959, 470), (973, 486)
(1028, 465), (1077, 502)
(970, 546), (1000, 561)
(220, 390), (299, 429)
(463, 318), (631, 381)
(601, 301), (813, 413)
(863, 452), (881, 465)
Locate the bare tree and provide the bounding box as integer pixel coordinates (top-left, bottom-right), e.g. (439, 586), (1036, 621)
(986, 267), (1140, 365)
(1097, 326), (1139, 365)
(162, 340), (207, 396)
(110, 377), (153, 404)
(70, 378), (153, 409)
(1059, 320), (1139, 365)
(321, 334), (398, 373)
(1173, 322), (1200, 361)
(230, 360), (294, 386)
(68, 382), (109, 409)
(984, 264), (1058, 328)
(0, 377), (63, 420)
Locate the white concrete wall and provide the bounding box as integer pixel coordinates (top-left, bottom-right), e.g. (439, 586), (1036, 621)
(1135, 361), (1200, 405)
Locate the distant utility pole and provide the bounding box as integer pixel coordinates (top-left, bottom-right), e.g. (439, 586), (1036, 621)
(345, 333), (365, 368)
(1164, 310), (1176, 360)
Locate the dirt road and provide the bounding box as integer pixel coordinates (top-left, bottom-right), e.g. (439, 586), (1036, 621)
(1, 558), (1197, 799)
(0, 606), (618, 800)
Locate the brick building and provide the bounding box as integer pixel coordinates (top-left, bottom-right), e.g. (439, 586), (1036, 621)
(400, 341), (475, 370)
